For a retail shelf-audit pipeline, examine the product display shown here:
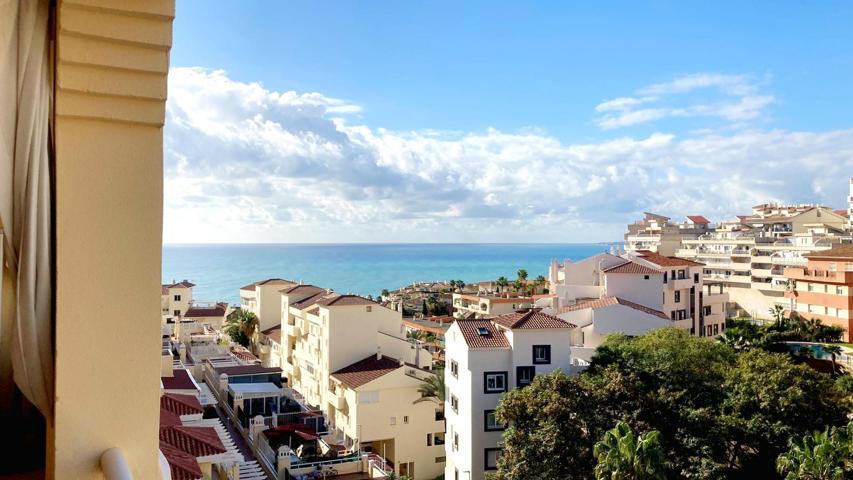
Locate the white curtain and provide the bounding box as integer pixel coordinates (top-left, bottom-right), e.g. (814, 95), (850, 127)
(0, 0), (54, 423)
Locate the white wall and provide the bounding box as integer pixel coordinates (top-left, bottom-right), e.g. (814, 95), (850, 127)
(604, 273), (663, 309)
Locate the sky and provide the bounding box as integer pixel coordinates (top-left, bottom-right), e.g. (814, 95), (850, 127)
(164, 1), (853, 243)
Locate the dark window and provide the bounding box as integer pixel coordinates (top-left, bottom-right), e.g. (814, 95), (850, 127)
(670, 311), (676, 321)
(663, 272), (667, 284)
(450, 394), (459, 412)
(174, 294), (181, 301)
(174, 309), (180, 316)
(674, 291), (681, 303)
(485, 448), (503, 470)
(450, 360), (458, 378)
(694, 273), (699, 283)
(516, 366), (535, 387)
(484, 410), (504, 431)
(484, 372), (508, 393)
(532, 345), (551, 364)
(644, 275), (649, 280)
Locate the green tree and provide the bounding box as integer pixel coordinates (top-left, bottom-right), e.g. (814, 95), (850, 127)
(513, 279), (524, 294)
(824, 345), (843, 375)
(517, 268), (528, 281)
(593, 421), (667, 480)
(413, 368), (445, 406)
(769, 304), (786, 326)
(381, 288), (390, 298)
(496, 276), (509, 293)
(721, 349), (849, 477)
(777, 427), (850, 480)
(534, 274), (547, 292)
(224, 308), (259, 348)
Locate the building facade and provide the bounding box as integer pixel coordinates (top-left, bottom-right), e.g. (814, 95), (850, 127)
(785, 244), (853, 341)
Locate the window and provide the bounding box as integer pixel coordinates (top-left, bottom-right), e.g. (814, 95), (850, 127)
(674, 291), (681, 303)
(403, 415), (409, 424)
(484, 410), (504, 431)
(694, 273), (699, 283)
(678, 269), (686, 280)
(663, 272), (667, 284)
(516, 366), (535, 387)
(808, 283), (814, 292)
(450, 360), (459, 378)
(173, 309), (180, 316)
(644, 275), (649, 280)
(450, 394), (459, 412)
(703, 306), (712, 316)
(455, 469), (459, 480)
(453, 432), (459, 451)
(484, 372), (508, 393)
(662, 292), (665, 304)
(837, 286), (844, 295)
(484, 448), (502, 470)
(670, 311), (676, 321)
(435, 456), (446, 463)
(365, 306), (372, 312)
(713, 324), (719, 335)
(173, 294), (181, 301)
(434, 432), (445, 445)
(426, 433), (432, 446)
(532, 345), (551, 364)
(359, 391), (380, 404)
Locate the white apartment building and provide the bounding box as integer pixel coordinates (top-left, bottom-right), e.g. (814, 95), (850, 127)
(278, 285), (444, 479)
(239, 278), (296, 331)
(452, 293), (533, 318)
(443, 311), (580, 480)
(675, 205), (848, 318)
(624, 213), (713, 255)
(162, 280), (195, 317)
(548, 251), (728, 338)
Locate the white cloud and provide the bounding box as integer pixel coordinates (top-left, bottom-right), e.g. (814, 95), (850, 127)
(596, 73), (774, 130)
(164, 67), (853, 243)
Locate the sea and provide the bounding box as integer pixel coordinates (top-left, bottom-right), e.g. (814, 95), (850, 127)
(162, 243), (615, 304)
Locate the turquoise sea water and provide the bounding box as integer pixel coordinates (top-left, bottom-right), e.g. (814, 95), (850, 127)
(162, 243), (612, 304)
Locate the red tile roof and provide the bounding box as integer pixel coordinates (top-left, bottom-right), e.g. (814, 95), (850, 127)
(491, 310), (576, 329)
(456, 320), (510, 349)
(603, 261), (662, 275)
(687, 215), (710, 224)
(159, 442), (202, 480)
(280, 284), (325, 295)
(212, 364), (281, 377)
(162, 369), (198, 391)
(160, 425), (226, 457)
(261, 326), (282, 344)
(184, 302), (228, 318)
(160, 408), (182, 427)
(229, 347), (260, 363)
(161, 394), (203, 417)
(555, 296), (669, 320)
(290, 291), (329, 309)
(331, 355), (402, 388)
(805, 244), (853, 260)
(633, 250), (704, 267)
(240, 278), (294, 291)
(315, 294), (378, 307)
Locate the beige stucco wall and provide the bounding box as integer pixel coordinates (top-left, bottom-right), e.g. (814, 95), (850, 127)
(52, 0), (174, 478)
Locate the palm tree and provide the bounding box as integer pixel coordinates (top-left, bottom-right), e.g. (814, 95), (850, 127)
(413, 368), (445, 406)
(407, 330), (427, 342)
(517, 268), (528, 281)
(496, 276), (509, 293)
(824, 344), (843, 375)
(769, 304), (786, 327)
(535, 274), (547, 292)
(225, 308), (259, 348)
(777, 428), (847, 480)
(513, 279), (525, 294)
(593, 421), (667, 480)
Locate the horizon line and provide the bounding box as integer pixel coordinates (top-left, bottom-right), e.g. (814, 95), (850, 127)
(163, 241), (623, 246)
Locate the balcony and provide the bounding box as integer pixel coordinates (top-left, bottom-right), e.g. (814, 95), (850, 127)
(786, 267), (853, 284)
(705, 292), (729, 304)
(703, 273), (751, 285)
(285, 322), (301, 337)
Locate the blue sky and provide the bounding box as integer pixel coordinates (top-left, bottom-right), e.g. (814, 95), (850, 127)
(164, 1), (853, 243)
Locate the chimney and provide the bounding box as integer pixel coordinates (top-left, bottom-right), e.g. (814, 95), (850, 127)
(376, 347), (382, 361)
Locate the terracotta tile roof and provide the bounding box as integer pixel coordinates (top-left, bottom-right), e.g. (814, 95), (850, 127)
(161, 394), (203, 417)
(159, 442), (202, 480)
(280, 284), (325, 295)
(261, 326), (282, 344)
(290, 291), (329, 309)
(687, 215), (710, 224)
(603, 261), (662, 275)
(331, 355), (402, 388)
(229, 347), (259, 363)
(491, 310), (576, 329)
(184, 302), (228, 318)
(315, 294), (378, 307)
(633, 250), (704, 267)
(213, 364), (281, 377)
(240, 278), (294, 291)
(162, 369), (198, 391)
(160, 408), (182, 427)
(162, 285), (169, 295)
(160, 425), (226, 458)
(456, 320), (510, 349)
(805, 244), (853, 260)
(555, 296), (669, 320)
(833, 209), (848, 217)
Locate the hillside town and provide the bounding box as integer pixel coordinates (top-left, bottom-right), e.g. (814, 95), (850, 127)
(153, 177), (853, 480)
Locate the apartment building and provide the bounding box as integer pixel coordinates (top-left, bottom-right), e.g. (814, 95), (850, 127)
(624, 213), (713, 255)
(785, 244), (853, 341)
(675, 205), (848, 318)
(240, 278), (297, 331)
(452, 293), (534, 318)
(548, 251), (728, 338)
(443, 311), (580, 480)
(258, 326), (283, 368)
(162, 280), (196, 317)
(279, 285), (444, 479)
